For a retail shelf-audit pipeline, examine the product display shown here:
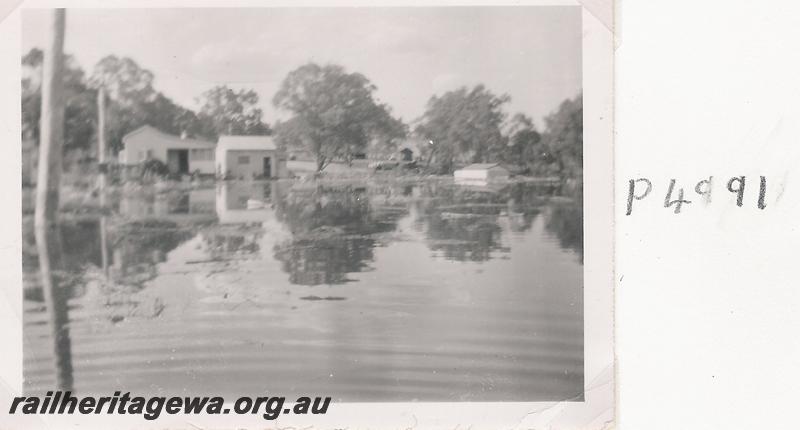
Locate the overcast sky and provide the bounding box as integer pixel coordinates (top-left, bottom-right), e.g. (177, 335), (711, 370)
(22, 7), (581, 128)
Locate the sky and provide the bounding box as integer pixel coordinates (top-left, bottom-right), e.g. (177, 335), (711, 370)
(22, 7), (581, 128)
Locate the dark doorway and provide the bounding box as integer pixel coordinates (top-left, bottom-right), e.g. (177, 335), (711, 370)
(167, 149), (190, 174)
(400, 148), (413, 162)
(263, 157), (272, 178)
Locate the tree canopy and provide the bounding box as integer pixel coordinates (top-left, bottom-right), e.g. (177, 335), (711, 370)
(21, 47), (581, 180)
(272, 63), (406, 171)
(22, 48), (96, 152)
(504, 113), (542, 170)
(540, 93), (582, 178)
(21, 50), (271, 155)
(415, 85), (510, 173)
(414, 85), (581, 178)
(89, 55), (214, 151)
(196, 85), (270, 138)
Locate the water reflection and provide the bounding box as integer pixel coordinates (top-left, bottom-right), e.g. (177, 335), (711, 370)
(110, 220), (195, 288)
(23, 179), (584, 400)
(33, 221), (74, 391)
(272, 185), (404, 285)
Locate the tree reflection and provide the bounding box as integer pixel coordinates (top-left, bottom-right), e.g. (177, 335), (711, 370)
(505, 182), (553, 232)
(544, 202), (583, 261)
(203, 226), (263, 256)
(542, 180), (583, 261)
(110, 219), (194, 288)
(24, 217), (196, 300)
(274, 236), (375, 285)
(272, 185), (404, 286)
(413, 185), (511, 262)
(409, 182), (574, 262)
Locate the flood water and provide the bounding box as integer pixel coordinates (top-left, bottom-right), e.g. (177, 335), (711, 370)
(23, 179), (584, 401)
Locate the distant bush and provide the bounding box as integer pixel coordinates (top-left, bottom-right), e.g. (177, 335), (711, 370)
(140, 159), (169, 180)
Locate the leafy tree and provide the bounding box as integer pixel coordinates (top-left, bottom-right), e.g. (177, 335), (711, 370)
(271, 116), (307, 152)
(504, 113), (541, 171)
(89, 55), (157, 107)
(89, 55), (214, 151)
(196, 85), (270, 138)
(272, 63), (406, 172)
(89, 55), (160, 152)
(23, 50), (238, 157)
(541, 93), (582, 178)
(415, 85), (510, 173)
(22, 48), (97, 152)
(144, 93), (207, 139)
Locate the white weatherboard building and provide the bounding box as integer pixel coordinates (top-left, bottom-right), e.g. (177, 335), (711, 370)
(215, 136), (288, 180)
(119, 125), (216, 175)
(453, 163), (510, 182)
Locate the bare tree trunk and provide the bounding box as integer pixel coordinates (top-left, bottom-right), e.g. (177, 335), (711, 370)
(35, 8), (66, 229)
(316, 155), (328, 173)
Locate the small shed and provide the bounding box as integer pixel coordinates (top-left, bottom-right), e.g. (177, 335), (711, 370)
(396, 139), (422, 162)
(399, 148), (414, 162)
(454, 163), (510, 182)
(216, 136), (288, 180)
(119, 125), (216, 175)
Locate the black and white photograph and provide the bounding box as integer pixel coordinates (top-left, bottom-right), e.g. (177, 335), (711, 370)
(8, 0), (800, 429)
(9, 2), (614, 428)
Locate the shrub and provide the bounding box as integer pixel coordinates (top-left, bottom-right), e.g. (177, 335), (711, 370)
(140, 159), (169, 180)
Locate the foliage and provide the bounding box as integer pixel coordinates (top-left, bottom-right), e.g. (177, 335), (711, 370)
(273, 63), (406, 172)
(196, 85), (270, 138)
(415, 85), (510, 174)
(540, 93), (582, 177)
(415, 87), (581, 178)
(89, 55), (158, 107)
(504, 113), (541, 170)
(22, 48), (97, 152)
(22, 50), (272, 158)
(139, 158), (169, 179)
(21, 45), (581, 180)
(89, 55), (215, 152)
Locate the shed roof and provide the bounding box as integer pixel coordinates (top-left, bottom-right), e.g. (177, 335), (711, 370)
(459, 163), (507, 171)
(217, 135), (278, 151)
(122, 125), (215, 148)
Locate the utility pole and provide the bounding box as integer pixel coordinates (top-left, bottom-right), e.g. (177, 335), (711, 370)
(34, 8), (73, 391)
(97, 86), (106, 170)
(35, 8), (66, 228)
(97, 86), (110, 276)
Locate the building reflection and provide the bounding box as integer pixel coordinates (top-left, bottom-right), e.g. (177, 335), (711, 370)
(119, 188), (216, 223)
(200, 182), (291, 257)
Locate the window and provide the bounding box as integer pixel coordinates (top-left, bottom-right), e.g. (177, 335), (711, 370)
(238, 156), (250, 165)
